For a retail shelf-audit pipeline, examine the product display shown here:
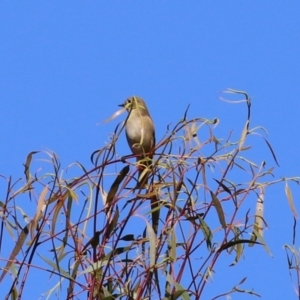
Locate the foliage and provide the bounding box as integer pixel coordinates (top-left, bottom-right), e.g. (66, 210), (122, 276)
(0, 89), (297, 299)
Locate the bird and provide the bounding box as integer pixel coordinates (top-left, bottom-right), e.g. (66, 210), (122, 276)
(119, 96), (155, 186)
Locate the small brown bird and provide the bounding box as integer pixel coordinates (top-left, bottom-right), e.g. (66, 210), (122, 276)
(119, 96), (155, 185)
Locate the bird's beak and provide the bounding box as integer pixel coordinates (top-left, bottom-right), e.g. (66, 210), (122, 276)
(119, 104), (125, 107)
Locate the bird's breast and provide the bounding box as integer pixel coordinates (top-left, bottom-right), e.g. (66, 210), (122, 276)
(125, 116), (154, 156)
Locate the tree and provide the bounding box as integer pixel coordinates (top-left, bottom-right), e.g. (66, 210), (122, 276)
(0, 89), (297, 299)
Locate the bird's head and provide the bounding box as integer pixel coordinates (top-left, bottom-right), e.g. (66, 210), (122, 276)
(119, 96), (148, 114)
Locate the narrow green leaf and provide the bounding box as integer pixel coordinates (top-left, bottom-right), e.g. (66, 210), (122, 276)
(262, 136), (280, 166)
(229, 236), (243, 266)
(170, 227), (177, 262)
(80, 260), (108, 275)
(107, 208), (119, 238)
(0, 224), (29, 283)
(51, 192), (67, 235)
(210, 191), (226, 229)
(150, 195), (159, 234)
(182, 104), (190, 122)
(285, 181), (298, 219)
(253, 189), (265, 238)
(120, 234), (135, 241)
(197, 216), (212, 250)
(147, 221), (157, 270)
(106, 165), (130, 206)
(249, 228), (273, 256)
(218, 239), (261, 253)
(30, 185), (48, 240)
(23, 151), (39, 182)
(173, 287), (190, 300)
(214, 178), (232, 195)
(166, 273), (191, 300)
(11, 286), (18, 300)
(239, 121), (249, 151)
(39, 254), (73, 280)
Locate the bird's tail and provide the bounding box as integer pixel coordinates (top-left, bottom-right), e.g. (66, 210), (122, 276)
(137, 156), (153, 187)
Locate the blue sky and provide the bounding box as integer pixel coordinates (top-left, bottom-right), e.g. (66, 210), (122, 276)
(1, 2), (300, 299)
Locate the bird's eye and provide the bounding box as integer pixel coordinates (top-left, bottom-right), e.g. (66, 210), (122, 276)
(127, 99), (132, 104)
